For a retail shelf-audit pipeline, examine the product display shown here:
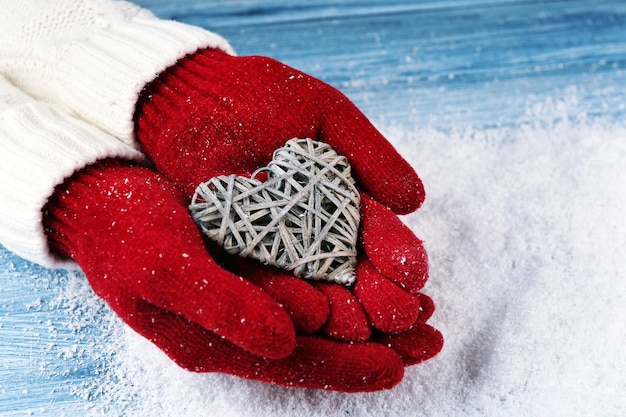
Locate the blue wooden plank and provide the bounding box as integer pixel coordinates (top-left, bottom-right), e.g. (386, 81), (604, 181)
(139, 0), (626, 127)
(0, 249), (114, 416)
(1, 1), (626, 415)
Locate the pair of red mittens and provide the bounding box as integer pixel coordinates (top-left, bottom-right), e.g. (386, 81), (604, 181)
(43, 48), (443, 392)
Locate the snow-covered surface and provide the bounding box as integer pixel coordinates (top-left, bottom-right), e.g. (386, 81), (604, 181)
(1, 1), (625, 415)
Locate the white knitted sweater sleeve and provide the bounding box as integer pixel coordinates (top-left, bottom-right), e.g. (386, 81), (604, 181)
(0, 0), (233, 267)
(0, 75), (145, 268)
(0, 0), (234, 145)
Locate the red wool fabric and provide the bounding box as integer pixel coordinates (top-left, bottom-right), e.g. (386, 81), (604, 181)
(133, 49), (424, 213)
(316, 282), (372, 342)
(43, 160), (296, 359)
(237, 259), (331, 334)
(42, 159), (409, 392)
(40, 48), (443, 393)
(134, 48), (433, 340)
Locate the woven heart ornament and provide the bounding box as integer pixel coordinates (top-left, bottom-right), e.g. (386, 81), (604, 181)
(189, 138), (360, 285)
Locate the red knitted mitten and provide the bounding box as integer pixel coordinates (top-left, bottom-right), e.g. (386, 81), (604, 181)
(43, 159), (407, 392)
(134, 49), (441, 354)
(44, 159), (295, 359)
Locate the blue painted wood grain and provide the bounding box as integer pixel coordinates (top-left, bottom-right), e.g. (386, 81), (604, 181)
(1, 1), (625, 414)
(138, 0), (626, 127)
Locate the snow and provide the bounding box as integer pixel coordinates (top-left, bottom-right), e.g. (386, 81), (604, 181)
(393, 114), (626, 416)
(23, 100), (621, 417)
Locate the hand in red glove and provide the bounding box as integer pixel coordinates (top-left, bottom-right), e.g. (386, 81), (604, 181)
(135, 48), (440, 344)
(43, 159), (413, 392)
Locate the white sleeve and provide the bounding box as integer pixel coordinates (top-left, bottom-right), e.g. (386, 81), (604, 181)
(0, 75), (145, 268)
(0, 0), (234, 146)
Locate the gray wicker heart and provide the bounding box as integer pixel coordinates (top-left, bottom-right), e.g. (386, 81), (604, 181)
(189, 138), (360, 285)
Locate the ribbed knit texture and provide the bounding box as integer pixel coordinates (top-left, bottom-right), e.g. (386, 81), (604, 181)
(353, 259), (421, 334)
(135, 48), (424, 213)
(0, 76), (144, 267)
(237, 259), (331, 334)
(359, 193), (429, 293)
(0, 0), (443, 391)
(121, 294), (405, 392)
(43, 160), (296, 360)
(41, 161), (407, 391)
(374, 323), (445, 366)
(134, 48), (439, 341)
(0, 0), (232, 266)
(0, 0), (234, 145)
(316, 283), (372, 342)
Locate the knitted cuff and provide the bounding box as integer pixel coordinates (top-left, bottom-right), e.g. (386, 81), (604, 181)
(0, 100), (144, 268)
(134, 48), (230, 195)
(53, 17), (234, 145)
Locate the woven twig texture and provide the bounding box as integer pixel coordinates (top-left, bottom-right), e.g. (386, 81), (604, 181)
(190, 138), (360, 285)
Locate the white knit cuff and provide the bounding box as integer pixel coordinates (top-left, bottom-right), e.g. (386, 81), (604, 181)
(0, 102), (145, 268)
(54, 16), (235, 146)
